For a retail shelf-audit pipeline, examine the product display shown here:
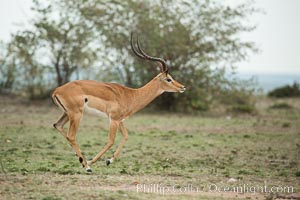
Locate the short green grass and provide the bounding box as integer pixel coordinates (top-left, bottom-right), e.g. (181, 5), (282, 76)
(0, 97), (299, 199)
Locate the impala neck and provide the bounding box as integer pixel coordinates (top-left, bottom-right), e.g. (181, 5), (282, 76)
(131, 76), (163, 113)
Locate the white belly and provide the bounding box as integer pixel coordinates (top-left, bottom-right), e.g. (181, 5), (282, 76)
(84, 103), (108, 118)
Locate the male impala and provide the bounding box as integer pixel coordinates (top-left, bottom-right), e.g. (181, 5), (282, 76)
(51, 33), (186, 172)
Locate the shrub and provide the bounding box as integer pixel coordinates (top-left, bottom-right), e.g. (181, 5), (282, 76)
(269, 102), (293, 110)
(220, 79), (257, 114)
(268, 82), (300, 98)
(231, 104), (255, 113)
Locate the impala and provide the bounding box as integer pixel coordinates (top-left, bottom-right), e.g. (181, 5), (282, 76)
(51, 33), (186, 172)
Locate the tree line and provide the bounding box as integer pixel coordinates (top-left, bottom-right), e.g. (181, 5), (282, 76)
(0, 0), (258, 112)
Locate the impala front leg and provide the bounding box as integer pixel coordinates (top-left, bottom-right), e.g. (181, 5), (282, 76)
(88, 120), (119, 166)
(106, 121), (128, 166)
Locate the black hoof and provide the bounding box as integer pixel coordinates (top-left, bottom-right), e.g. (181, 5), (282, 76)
(106, 159), (111, 166)
(86, 168), (92, 173)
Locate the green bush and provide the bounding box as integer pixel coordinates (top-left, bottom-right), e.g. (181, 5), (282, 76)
(269, 102), (293, 110)
(231, 104), (255, 113)
(219, 79), (256, 114)
(268, 82), (300, 98)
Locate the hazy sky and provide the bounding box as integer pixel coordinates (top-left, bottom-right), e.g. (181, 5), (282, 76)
(0, 0), (299, 75)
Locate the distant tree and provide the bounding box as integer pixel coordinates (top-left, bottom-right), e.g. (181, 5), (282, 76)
(3, 0), (259, 111)
(0, 42), (16, 92)
(5, 0), (98, 98)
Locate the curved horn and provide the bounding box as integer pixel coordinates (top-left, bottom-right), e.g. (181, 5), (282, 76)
(136, 35), (168, 73)
(130, 32), (146, 60)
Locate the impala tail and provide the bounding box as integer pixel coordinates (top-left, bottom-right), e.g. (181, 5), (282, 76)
(51, 91), (67, 113)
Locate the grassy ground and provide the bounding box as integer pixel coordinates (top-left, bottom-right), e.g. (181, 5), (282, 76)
(0, 96), (299, 200)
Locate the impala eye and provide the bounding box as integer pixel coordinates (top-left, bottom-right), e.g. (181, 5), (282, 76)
(166, 78), (172, 82)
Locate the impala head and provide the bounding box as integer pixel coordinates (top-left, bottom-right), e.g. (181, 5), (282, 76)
(130, 33), (186, 93)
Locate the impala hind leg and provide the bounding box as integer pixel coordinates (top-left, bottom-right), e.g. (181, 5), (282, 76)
(66, 113), (91, 172)
(53, 112), (69, 137)
(106, 121), (128, 166)
(88, 120), (119, 166)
